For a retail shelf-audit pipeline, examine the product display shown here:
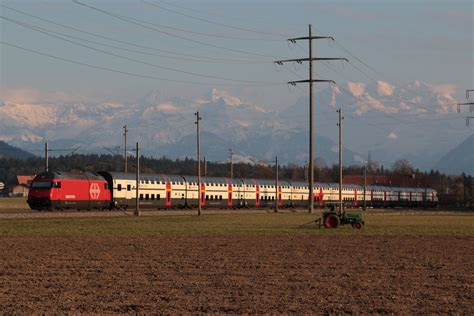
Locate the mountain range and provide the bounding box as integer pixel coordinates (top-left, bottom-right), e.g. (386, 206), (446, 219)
(1, 82), (472, 175)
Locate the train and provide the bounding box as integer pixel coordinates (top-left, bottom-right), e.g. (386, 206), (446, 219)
(27, 171), (438, 211)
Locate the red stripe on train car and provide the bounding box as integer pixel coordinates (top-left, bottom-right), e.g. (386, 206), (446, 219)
(319, 188), (324, 207)
(278, 186), (282, 206)
(165, 182), (172, 206)
(354, 190), (358, 207)
(228, 184), (232, 206)
(256, 185), (260, 206)
(200, 183), (206, 206)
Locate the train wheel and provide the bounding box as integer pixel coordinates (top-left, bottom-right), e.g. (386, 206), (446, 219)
(324, 214), (339, 228)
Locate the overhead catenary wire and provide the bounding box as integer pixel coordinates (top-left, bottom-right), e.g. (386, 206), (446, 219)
(0, 14), (266, 65)
(0, 3), (269, 64)
(142, 0), (289, 39)
(0, 40), (282, 87)
(1, 16), (281, 85)
(0, 3), (319, 89)
(72, 0), (284, 59)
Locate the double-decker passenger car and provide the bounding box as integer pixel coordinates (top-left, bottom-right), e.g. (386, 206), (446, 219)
(27, 170), (438, 211)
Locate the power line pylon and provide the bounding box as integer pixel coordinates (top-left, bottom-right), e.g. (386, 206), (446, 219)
(275, 24), (347, 213)
(458, 89), (474, 126)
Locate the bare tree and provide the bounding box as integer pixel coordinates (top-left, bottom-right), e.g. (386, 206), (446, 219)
(392, 159), (415, 175)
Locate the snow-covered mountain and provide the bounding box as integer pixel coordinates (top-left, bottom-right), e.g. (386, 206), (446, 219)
(0, 82), (469, 172)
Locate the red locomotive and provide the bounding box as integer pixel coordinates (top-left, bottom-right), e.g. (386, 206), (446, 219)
(27, 171), (111, 211)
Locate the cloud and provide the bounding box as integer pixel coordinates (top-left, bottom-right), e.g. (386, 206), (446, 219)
(377, 81), (395, 96)
(387, 132), (398, 140)
(347, 82), (366, 98)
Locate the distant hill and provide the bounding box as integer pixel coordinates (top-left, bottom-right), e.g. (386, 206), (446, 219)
(434, 134), (474, 176)
(0, 141), (35, 159)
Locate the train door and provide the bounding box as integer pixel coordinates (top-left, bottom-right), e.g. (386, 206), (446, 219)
(124, 181), (133, 200)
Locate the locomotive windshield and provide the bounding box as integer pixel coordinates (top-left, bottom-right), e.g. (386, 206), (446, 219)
(31, 181), (52, 189)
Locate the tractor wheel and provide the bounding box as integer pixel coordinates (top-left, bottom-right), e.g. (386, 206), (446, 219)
(324, 214), (339, 228)
(352, 222), (362, 230)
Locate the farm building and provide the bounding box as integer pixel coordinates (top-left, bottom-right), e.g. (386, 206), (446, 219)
(8, 175), (35, 197)
(10, 184), (30, 197)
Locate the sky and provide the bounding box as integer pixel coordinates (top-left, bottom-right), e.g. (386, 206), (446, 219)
(0, 0), (473, 168)
(1, 0), (472, 106)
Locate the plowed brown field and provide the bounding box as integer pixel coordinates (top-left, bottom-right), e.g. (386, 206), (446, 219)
(1, 235), (472, 314)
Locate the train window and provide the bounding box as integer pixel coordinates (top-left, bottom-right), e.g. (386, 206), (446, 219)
(117, 184), (122, 191)
(145, 194), (149, 200)
(104, 183), (108, 190)
(52, 182), (61, 188)
(127, 184), (131, 191)
(139, 194), (143, 200)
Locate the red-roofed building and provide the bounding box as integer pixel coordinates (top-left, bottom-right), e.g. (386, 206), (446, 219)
(17, 175), (34, 186)
(9, 175), (35, 197)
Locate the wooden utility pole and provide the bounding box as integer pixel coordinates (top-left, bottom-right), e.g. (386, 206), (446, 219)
(123, 125), (128, 172)
(195, 112), (202, 216)
(229, 148), (234, 179)
(363, 164), (367, 211)
(275, 156), (278, 213)
(44, 142), (48, 172)
(203, 156), (207, 176)
(134, 142), (140, 216)
(275, 24), (347, 213)
(337, 108), (344, 214)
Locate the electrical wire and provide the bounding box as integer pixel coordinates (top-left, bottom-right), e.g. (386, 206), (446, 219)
(1, 16), (281, 85)
(142, 0), (288, 39)
(0, 4), (269, 64)
(0, 40), (281, 87)
(72, 0), (283, 59)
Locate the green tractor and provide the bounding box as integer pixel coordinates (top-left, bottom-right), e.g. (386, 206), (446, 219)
(321, 205), (364, 229)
